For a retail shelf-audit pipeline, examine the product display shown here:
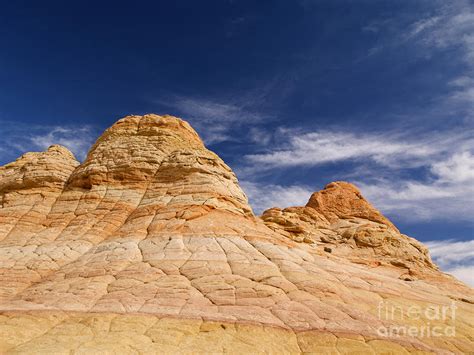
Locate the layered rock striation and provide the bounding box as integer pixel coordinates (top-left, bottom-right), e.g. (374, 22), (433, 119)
(0, 114), (472, 354)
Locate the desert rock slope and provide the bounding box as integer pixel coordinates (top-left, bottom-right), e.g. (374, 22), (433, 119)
(0, 114), (472, 354)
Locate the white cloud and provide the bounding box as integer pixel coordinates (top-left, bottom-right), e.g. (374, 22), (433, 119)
(0, 121), (96, 163)
(359, 179), (474, 222)
(248, 127), (272, 145)
(240, 181), (313, 215)
(245, 129), (472, 169)
(426, 239), (474, 268)
(324, 1), (474, 223)
(410, 9), (474, 63)
(431, 151), (474, 183)
(449, 76), (473, 88)
(362, 24), (379, 34)
(157, 96), (265, 144)
(425, 239), (474, 287)
(444, 266), (474, 287)
(172, 97), (248, 122)
(406, 16), (441, 38)
(29, 127), (95, 161)
(411, 3), (474, 119)
(357, 151), (474, 222)
(242, 128), (474, 222)
(369, 1), (474, 66)
(365, 1), (474, 119)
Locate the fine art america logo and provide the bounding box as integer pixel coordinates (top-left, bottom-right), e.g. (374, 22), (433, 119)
(377, 301), (457, 338)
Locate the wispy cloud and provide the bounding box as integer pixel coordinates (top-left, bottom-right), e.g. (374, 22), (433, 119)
(241, 127), (474, 222)
(0, 120), (97, 164)
(364, 1), (474, 120)
(245, 129), (472, 170)
(156, 96), (267, 144)
(356, 151), (474, 221)
(358, 183), (472, 223)
(365, 1), (474, 62)
(406, 7), (474, 63)
(407, 2), (474, 120)
(448, 75), (474, 118)
(405, 16), (441, 39)
(426, 239), (474, 286)
(29, 127), (95, 160)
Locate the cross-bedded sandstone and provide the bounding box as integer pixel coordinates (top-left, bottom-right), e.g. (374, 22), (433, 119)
(0, 114), (472, 354)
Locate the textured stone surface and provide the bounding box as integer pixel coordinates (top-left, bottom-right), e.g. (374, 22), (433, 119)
(0, 114), (472, 354)
(261, 182), (436, 278)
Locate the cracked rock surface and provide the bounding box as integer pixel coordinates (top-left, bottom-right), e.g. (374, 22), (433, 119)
(0, 114), (472, 354)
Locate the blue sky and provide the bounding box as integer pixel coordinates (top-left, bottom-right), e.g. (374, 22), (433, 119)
(1, 0), (473, 284)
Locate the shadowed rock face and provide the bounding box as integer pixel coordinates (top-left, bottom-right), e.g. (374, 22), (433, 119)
(0, 114), (472, 354)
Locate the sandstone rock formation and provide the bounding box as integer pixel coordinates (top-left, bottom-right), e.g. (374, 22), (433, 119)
(261, 182), (435, 280)
(0, 114), (472, 354)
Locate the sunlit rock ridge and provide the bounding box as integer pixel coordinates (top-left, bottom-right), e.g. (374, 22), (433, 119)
(0, 114), (472, 354)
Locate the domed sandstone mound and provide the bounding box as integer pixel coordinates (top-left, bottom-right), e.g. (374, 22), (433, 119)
(261, 181), (435, 278)
(0, 114), (472, 354)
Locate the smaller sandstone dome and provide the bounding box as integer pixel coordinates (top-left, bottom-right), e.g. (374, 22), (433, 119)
(306, 181), (397, 230)
(46, 144), (77, 159)
(262, 180), (435, 271)
(0, 145), (79, 193)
